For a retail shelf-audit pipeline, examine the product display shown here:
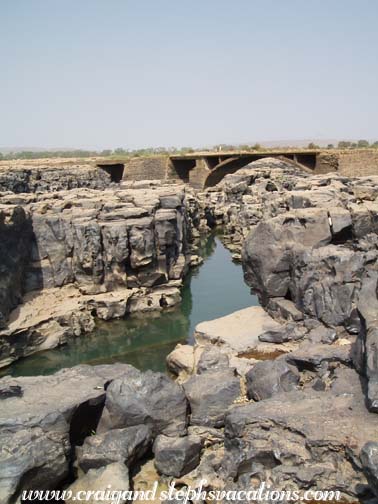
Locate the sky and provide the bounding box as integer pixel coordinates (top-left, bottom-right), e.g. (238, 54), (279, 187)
(1, 0), (378, 150)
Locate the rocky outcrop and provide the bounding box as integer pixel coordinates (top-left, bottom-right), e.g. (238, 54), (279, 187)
(196, 158), (310, 255)
(195, 306), (282, 353)
(223, 384), (378, 498)
(0, 364), (135, 503)
(166, 311), (378, 499)
(21, 183), (191, 293)
(163, 159), (378, 499)
(0, 205), (32, 327)
(3, 357), (378, 503)
(4, 157), (378, 500)
(201, 159), (378, 411)
(0, 182), (199, 367)
(0, 163), (111, 193)
(354, 269), (378, 411)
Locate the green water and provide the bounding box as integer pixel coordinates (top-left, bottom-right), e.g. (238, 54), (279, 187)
(2, 235), (258, 377)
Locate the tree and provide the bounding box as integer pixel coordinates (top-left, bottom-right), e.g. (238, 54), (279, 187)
(357, 139), (370, 148)
(338, 141), (351, 149)
(308, 142), (319, 149)
(179, 147), (194, 154)
(327, 144), (334, 149)
(252, 143), (261, 151)
(114, 148), (127, 155)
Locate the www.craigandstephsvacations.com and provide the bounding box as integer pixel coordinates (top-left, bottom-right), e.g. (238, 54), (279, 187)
(22, 481), (341, 503)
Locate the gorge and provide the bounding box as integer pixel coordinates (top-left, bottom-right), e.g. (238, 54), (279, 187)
(2, 156), (378, 502)
(2, 234), (256, 377)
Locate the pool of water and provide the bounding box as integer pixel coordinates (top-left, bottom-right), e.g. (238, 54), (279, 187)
(2, 234), (259, 376)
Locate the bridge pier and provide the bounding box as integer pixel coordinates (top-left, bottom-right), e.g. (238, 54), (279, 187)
(187, 159), (211, 189)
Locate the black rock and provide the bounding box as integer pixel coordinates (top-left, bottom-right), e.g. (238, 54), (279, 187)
(98, 370), (188, 436)
(77, 425), (152, 473)
(0, 384), (23, 399)
(223, 388), (378, 498)
(259, 322), (306, 343)
(0, 363), (134, 503)
(245, 359), (299, 401)
(361, 442), (378, 497)
(197, 346), (229, 374)
(183, 369), (240, 427)
(286, 342), (352, 372)
(153, 434), (202, 477)
(307, 325), (338, 345)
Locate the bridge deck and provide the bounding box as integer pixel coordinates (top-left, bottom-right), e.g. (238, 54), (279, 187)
(169, 149), (319, 160)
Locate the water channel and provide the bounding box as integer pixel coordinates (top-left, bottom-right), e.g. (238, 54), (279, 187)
(3, 234), (259, 376)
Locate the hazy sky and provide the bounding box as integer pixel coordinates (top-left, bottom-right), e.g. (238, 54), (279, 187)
(1, 0), (378, 150)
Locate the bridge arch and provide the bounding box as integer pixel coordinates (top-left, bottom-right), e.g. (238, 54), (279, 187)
(203, 154), (315, 188)
(204, 155), (258, 187)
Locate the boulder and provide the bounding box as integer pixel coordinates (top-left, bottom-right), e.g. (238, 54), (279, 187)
(77, 425), (152, 473)
(98, 370), (188, 436)
(286, 341), (352, 372)
(258, 321), (306, 343)
(66, 463), (129, 504)
(360, 442), (378, 497)
(328, 207), (352, 236)
(349, 204), (373, 238)
(196, 346), (230, 374)
(245, 359), (300, 400)
(183, 369), (240, 427)
(166, 344), (195, 377)
(153, 434), (202, 477)
(0, 426), (69, 503)
(330, 367), (363, 394)
(87, 290), (133, 320)
(267, 298), (304, 322)
(0, 364), (135, 503)
(307, 325), (337, 344)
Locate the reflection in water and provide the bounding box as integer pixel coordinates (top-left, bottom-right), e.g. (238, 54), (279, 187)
(3, 234), (258, 377)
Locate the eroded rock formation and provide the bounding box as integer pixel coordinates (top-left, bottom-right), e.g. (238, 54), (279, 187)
(0, 161), (111, 193)
(165, 159), (378, 500)
(3, 157), (378, 500)
(0, 179), (203, 367)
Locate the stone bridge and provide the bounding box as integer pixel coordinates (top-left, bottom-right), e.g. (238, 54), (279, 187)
(169, 151), (318, 188)
(97, 149), (378, 189)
